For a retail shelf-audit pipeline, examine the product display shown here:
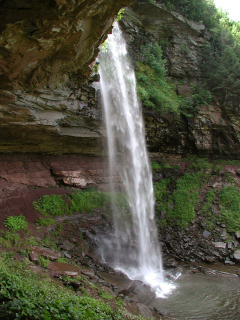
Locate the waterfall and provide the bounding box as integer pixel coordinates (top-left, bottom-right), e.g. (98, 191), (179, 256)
(98, 22), (174, 297)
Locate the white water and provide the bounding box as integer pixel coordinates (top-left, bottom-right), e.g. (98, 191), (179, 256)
(99, 22), (176, 297)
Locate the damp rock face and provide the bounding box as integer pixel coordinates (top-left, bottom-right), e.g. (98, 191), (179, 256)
(0, 0), (134, 154)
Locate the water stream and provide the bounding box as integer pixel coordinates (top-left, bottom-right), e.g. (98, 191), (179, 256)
(98, 22), (176, 297)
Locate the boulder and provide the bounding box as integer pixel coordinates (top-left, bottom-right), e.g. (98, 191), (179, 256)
(235, 232), (240, 240)
(136, 304), (153, 320)
(59, 240), (75, 251)
(227, 242), (233, 250)
(31, 246), (62, 260)
(203, 230), (211, 238)
(29, 251), (39, 262)
(205, 256), (215, 264)
(47, 261), (80, 276)
(213, 242), (226, 249)
(233, 250), (240, 262)
(81, 269), (95, 279)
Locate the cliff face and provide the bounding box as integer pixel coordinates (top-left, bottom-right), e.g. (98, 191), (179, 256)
(120, 2), (240, 158)
(0, 0), (133, 154)
(0, 0), (239, 157)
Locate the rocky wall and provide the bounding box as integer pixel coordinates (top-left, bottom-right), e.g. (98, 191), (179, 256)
(0, 0), (133, 154)
(120, 1), (240, 158)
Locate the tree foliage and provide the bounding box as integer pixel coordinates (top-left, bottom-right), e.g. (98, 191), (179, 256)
(136, 43), (182, 113)
(138, 0), (240, 109)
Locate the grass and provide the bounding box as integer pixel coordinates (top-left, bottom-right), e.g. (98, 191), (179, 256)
(69, 190), (111, 213)
(0, 232), (22, 248)
(218, 185), (240, 231)
(153, 157), (240, 231)
(0, 253), (126, 320)
(154, 174), (200, 228)
(151, 161), (170, 170)
(36, 218), (56, 227)
(176, 172), (210, 191)
(33, 189), (129, 221)
(33, 195), (71, 216)
(153, 160), (211, 228)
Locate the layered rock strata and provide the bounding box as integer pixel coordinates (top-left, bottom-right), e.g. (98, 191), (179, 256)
(0, 0), (133, 153)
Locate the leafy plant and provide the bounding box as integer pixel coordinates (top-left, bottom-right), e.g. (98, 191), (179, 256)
(100, 39), (109, 53)
(4, 215), (28, 231)
(50, 223), (63, 237)
(116, 8), (125, 21)
(0, 252), (127, 320)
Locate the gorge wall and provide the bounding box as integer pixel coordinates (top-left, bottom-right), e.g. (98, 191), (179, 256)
(120, 1), (240, 158)
(0, 0), (239, 158)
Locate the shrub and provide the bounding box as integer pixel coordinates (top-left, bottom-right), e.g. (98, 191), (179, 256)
(4, 215), (28, 231)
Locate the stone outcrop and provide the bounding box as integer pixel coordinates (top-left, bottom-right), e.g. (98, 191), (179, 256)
(143, 104), (240, 157)
(119, 1), (240, 158)
(121, 1), (208, 80)
(0, 154), (111, 202)
(0, 0), (133, 153)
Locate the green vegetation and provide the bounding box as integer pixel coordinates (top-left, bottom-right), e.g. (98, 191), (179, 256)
(159, 0), (218, 29)
(136, 43), (182, 114)
(135, 42), (213, 116)
(36, 218), (56, 227)
(153, 157), (240, 231)
(154, 171), (203, 227)
(218, 185), (240, 231)
(0, 253), (126, 320)
(33, 190), (110, 216)
(33, 195), (71, 216)
(0, 232), (22, 248)
(33, 189), (129, 221)
(151, 161), (171, 170)
(116, 8), (125, 21)
(100, 39), (109, 53)
(69, 190), (110, 213)
(202, 16), (240, 107)
(135, 0), (240, 111)
(200, 190), (217, 229)
(4, 215), (28, 231)
(176, 172), (210, 190)
(37, 255), (49, 268)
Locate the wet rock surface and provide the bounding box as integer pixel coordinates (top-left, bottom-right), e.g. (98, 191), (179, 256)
(0, 0), (134, 154)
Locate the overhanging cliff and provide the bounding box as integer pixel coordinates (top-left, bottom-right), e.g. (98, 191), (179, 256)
(0, 0), (133, 154)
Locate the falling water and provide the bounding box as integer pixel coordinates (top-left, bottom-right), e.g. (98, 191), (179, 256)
(99, 22), (175, 297)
